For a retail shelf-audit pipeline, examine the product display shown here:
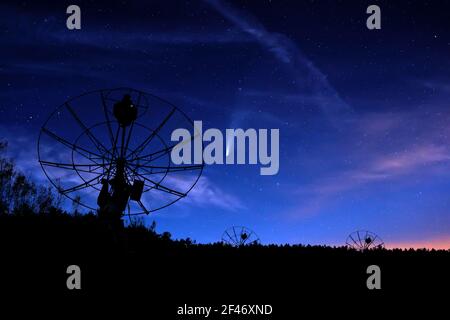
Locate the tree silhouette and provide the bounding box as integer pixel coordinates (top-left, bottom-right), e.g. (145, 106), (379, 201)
(0, 139), (61, 215)
(0, 140), (13, 213)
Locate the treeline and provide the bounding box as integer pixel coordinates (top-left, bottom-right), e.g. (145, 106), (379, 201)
(0, 139), (66, 216)
(1, 139), (449, 254)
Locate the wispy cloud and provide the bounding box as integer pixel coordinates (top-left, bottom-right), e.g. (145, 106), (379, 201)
(286, 107), (450, 219)
(50, 29), (252, 48)
(0, 125), (42, 179)
(354, 111), (405, 136)
(289, 144), (450, 219)
(1, 125), (244, 213)
(163, 174), (246, 212)
(301, 144), (450, 198)
(205, 0), (350, 119)
(1, 4), (252, 48)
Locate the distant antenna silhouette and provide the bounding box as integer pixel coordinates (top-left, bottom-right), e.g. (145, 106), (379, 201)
(346, 230), (385, 250)
(222, 226), (260, 247)
(38, 88), (203, 222)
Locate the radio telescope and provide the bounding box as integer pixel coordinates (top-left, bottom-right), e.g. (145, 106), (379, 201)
(222, 226), (260, 247)
(38, 88), (203, 219)
(346, 230), (385, 250)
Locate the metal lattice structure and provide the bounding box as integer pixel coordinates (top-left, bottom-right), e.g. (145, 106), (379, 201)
(222, 226), (260, 247)
(38, 88), (203, 217)
(346, 230), (385, 250)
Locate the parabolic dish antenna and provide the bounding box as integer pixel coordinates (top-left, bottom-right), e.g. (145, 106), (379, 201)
(346, 230), (385, 250)
(222, 226), (260, 247)
(38, 88), (203, 216)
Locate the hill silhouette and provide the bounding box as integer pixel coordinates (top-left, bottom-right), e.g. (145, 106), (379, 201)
(1, 138), (449, 310)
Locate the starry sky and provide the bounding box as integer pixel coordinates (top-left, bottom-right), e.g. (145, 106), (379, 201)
(1, 0), (450, 248)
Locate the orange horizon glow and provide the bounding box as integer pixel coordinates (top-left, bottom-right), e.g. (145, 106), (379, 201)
(386, 236), (450, 250)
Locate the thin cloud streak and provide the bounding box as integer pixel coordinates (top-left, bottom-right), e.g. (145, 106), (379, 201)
(315, 144), (450, 195)
(165, 175), (246, 212)
(205, 0), (351, 119)
(293, 144), (450, 215)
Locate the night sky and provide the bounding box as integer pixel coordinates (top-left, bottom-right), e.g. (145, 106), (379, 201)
(1, 0), (450, 248)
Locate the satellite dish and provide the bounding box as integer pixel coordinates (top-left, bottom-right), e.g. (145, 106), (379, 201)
(38, 88), (203, 218)
(346, 230), (385, 250)
(222, 226), (260, 247)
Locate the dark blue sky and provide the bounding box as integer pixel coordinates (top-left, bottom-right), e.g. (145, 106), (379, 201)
(1, 0), (450, 248)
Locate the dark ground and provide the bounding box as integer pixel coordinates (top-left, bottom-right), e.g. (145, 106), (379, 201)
(0, 213), (448, 316)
